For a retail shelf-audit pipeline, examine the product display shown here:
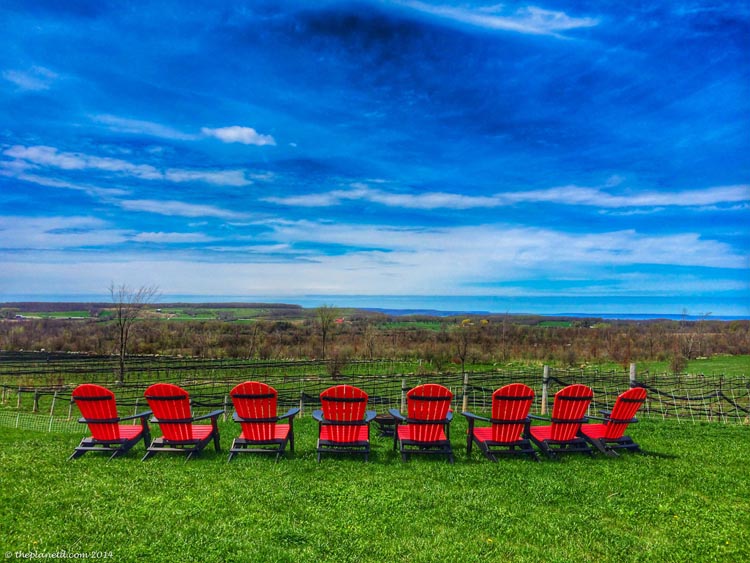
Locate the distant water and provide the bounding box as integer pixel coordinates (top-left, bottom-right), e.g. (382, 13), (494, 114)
(2, 293), (747, 320)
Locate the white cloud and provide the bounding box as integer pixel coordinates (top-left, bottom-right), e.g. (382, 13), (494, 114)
(118, 199), (249, 220)
(2, 66), (58, 90)
(396, 2), (599, 37)
(3, 145), (251, 186)
(264, 183), (750, 210)
(202, 126), (276, 146)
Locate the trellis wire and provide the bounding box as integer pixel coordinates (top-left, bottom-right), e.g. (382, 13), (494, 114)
(1, 355), (749, 433)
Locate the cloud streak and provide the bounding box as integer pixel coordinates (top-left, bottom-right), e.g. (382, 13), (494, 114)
(92, 114), (198, 141)
(0, 216), (129, 250)
(4, 145), (252, 187)
(264, 220), (746, 270)
(264, 183), (750, 210)
(395, 2), (599, 37)
(2, 66), (58, 91)
(117, 199), (249, 220)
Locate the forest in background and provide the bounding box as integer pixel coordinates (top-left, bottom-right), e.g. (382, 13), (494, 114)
(1, 302), (748, 371)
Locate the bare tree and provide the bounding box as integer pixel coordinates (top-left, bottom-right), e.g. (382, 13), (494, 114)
(109, 283), (159, 383)
(316, 305), (340, 358)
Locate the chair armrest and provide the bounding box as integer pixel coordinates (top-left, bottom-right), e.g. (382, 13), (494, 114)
(586, 415), (607, 421)
(599, 409), (612, 417)
(462, 411), (490, 423)
(119, 411), (153, 422)
(278, 407), (301, 421)
(312, 410), (324, 422)
(446, 411), (453, 422)
(529, 414), (549, 421)
(79, 417), (119, 424)
(388, 408), (405, 422)
(364, 410), (377, 423)
(193, 409), (224, 421)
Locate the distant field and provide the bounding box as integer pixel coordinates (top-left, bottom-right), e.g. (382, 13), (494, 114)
(538, 320), (573, 328)
(18, 311), (91, 319)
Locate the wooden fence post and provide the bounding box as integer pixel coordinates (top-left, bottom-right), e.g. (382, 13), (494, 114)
(299, 390), (304, 417)
(541, 365), (550, 415)
(629, 362), (637, 388)
(400, 378), (407, 414)
(462, 371), (469, 413)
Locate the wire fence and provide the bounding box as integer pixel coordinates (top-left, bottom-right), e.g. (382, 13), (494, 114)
(1, 354), (748, 433)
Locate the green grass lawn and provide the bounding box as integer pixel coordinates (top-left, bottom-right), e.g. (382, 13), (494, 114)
(1, 417), (748, 562)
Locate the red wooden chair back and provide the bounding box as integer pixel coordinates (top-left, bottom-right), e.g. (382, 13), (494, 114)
(549, 384), (593, 441)
(230, 381), (279, 441)
(490, 383), (534, 443)
(603, 387), (647, 439)
(72, 384), (121, 441)
(406, 383), (452, 442)
(320, 385), (368, 443)
(144, 383), (194, 441)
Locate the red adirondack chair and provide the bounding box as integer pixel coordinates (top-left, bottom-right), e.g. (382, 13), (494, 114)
(529, 383), (594, 459)
(228, 381), (300, 461)
(313, 385), (376, 462)
(580, 387), (647, 455)
(69, 383), (151, 461)
(389, 383), (454, 463)
(462, 383), (538, 461)
(142, 383), (223, 461)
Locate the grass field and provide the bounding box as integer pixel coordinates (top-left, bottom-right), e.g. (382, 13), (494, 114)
(1, 416), (748, 562)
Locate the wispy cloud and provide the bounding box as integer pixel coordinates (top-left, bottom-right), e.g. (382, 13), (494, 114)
(0, 216), (129, 250)
(4, 145), (251, 186)
(2, 66), (58, 91)
(118, 199), (249, 220)
(91, 114), (198, 141)
(395, 2), (599, 37)
(131, 232), (217, 243)
(92, 116), (277, 147)
(264, 220), (746, 271)
(202, 126), (276, 146)
(264, 183), (750, 210)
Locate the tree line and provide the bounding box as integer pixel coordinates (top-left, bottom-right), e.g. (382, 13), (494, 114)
(1, 309), (747, 372)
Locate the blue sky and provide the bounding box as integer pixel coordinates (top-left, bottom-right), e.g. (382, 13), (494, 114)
(1, 1), (748, 316)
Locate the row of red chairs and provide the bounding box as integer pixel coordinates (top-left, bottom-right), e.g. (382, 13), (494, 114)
(69, 382), (646, 463)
